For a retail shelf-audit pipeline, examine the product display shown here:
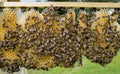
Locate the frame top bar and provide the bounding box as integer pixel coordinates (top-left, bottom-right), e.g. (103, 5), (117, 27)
(0, 2), (120, 8)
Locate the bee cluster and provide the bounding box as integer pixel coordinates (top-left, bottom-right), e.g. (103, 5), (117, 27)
(0, 8), (21, 73)
(79, 10), (120, 66)
(0, 7), (120, 73)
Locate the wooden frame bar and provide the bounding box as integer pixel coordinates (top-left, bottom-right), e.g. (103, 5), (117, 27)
(0, 0), (7, 2)
(0, 2), (119, 8)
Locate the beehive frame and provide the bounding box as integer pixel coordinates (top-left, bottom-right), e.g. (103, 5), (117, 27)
(0, 2), (120, 74)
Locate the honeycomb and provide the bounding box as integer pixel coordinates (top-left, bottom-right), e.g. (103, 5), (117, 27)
(0, 47), (20, 73)
(18, 9), (44, 32)
(42, 7), (64, 35)
(17, 8), (57, 70)
(110, 11), (120, 32)
(18, 48), (37, 69)
(0, 12), (3, 27)
(0, 27), (8, 41)
(52, 9), (82, 67)
(0, 12), (8, 41)
(3, 8), (17, 31)
(65, 9), (76, 25)
(81, 9), (120, 66)
(78, 11), (88, 29)
(0, 7), (120, 73)
(0, 8), (21, 73)
(2, 49), (19, 60)
(36, 55), (55, 70)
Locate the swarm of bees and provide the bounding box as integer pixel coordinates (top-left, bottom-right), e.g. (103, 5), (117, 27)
(0, 7), (120, 73)
(79, 9), (120, 66)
